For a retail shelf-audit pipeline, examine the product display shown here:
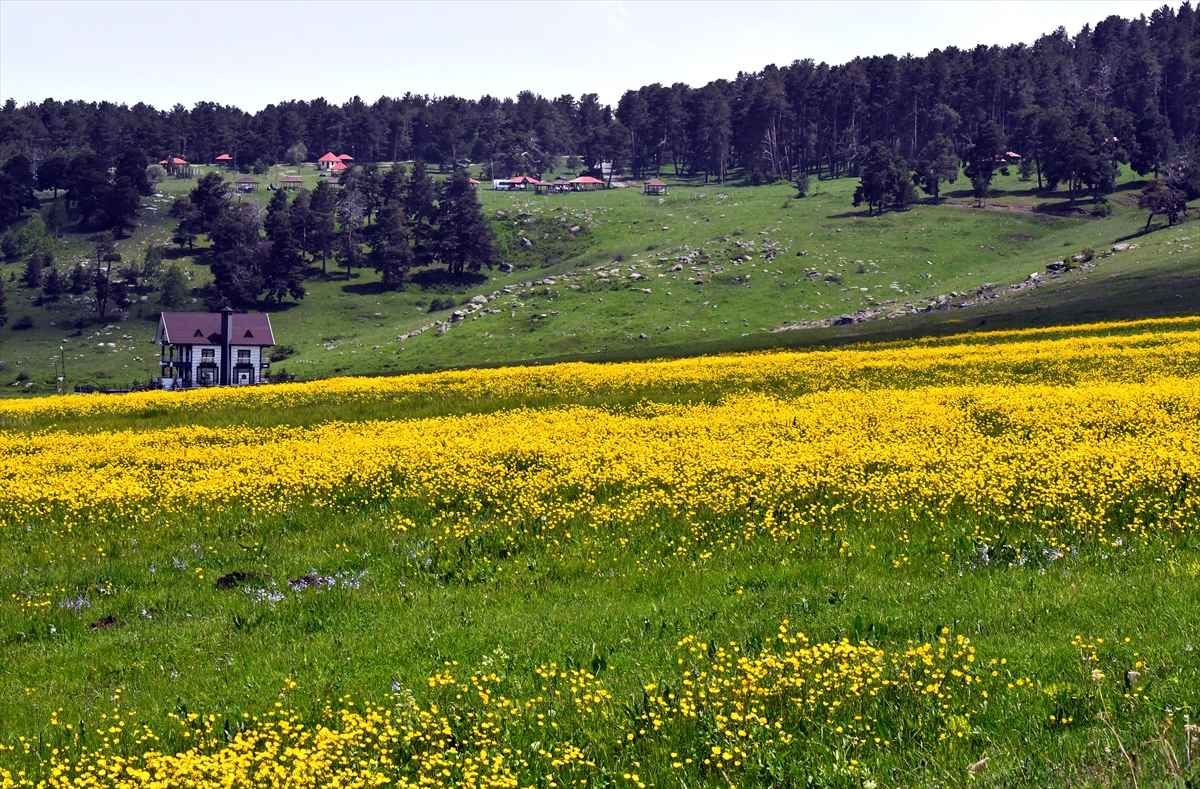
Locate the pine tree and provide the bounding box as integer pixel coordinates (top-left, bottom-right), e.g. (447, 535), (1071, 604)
(263, 188), (306, 303)
(853, 142), (902, 215)
(405, 161), (438, 268)
(42, 266), (65, 301)
(912, 135), (959, 202)
(309, 181), (336, 275)
(23, 249), (46, 289)
(437, 171), (497, 275)
(160, 262), (187, 308)
(963, 121), (1007, 207)
(368, 203), (413, 287)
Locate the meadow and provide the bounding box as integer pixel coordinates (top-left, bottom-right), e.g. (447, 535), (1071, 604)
(1, 316), (1198, 788)
(4, 162), (1197, 395)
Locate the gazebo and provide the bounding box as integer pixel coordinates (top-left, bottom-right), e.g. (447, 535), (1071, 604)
(330, 161), (347, 173)
(280, 176), (304, 190)
(317, 152), (340, 171)
(644, 178), (667, 196)
(534, 176), (571, 195)
(337, 154), (354, 162)
(569, 175), (605, 192)
(507, 175), (539, 191)
(215, 154), (234, 168)
(235, 177), (260, 192)
(158, 156), (192, 177)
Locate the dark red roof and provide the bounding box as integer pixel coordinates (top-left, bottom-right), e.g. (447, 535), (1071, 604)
(157, 312), (275, 346)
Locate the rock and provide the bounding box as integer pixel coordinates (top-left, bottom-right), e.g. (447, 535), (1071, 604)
(450, 310), (466, 322)
(796, 251), (806, 257)
(1112, 243), (1129, 252)
(520, 237), (533, 248)
(639, 333), (647, 339)
(661, 226), (669, 231)
(669, 263), (683, 271)
(833, 316), (855, 326)
(470, 295), (488, 305)
(1046, 261), (1069, 272)
(499, 262), (514, 273)
(569, 225), (581, 233)
(629, 272), (646, 280)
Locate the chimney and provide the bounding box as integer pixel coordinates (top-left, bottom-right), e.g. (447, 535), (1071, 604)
(220, 306), (234, 386)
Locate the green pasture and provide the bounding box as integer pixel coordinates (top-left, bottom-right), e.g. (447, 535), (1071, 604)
(2, 164), (1196, 394)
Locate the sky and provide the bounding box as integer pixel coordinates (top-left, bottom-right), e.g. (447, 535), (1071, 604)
(0, 0), (1178, 111)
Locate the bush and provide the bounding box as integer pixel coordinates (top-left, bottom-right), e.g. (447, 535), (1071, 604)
(1091, 200), (1114, 218)
(270, 344), (295, 362)
(15, 370), (29, 381)
(429, 297), (456, 312)
(12, 315), (34, 330)
(1080, 247), (1095, 263)
(794, 173), (810, 197)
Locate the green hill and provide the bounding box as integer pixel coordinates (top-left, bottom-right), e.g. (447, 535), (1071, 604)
(1, 164), (1196, 394)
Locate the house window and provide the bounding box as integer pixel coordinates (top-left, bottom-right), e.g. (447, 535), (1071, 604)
(201, 348), (215, 360)
(237, 349), (251, 362)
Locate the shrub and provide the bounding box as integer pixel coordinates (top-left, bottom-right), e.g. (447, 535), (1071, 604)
(794, 173), (810, 197)
(429, 297), (456, 312)
(270, 344), (295, 362)
(12, 315), (34, 330)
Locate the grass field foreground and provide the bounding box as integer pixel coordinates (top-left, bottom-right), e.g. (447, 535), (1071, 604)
(1, 318), (1199, 788)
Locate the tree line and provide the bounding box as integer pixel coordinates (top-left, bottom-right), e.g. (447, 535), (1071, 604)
(1, 5), (1196, 187)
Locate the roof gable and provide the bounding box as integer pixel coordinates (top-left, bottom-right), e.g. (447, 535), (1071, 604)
(158, 312), (275, 346)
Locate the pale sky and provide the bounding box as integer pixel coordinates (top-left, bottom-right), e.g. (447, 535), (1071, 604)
(0, 1), (1176, 111)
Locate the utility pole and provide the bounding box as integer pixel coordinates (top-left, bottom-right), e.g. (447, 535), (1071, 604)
(60, 346), (66, 394)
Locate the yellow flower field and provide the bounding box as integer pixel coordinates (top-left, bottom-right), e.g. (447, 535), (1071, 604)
(2, 318), (1198, 788)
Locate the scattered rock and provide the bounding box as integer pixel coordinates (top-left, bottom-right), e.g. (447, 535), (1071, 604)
(520, 237), (533, 248)
(499, 262), (514, 273)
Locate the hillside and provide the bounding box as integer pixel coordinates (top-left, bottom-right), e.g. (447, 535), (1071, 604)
(2, 164), (1196, 394)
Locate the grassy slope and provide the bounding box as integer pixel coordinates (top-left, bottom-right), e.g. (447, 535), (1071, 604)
(2, 165), (1195, 393)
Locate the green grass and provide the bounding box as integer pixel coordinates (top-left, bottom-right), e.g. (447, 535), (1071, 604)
(2, 164), (1195, 395)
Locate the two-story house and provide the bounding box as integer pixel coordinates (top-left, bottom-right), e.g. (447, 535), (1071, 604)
(155, 307), (274, 389)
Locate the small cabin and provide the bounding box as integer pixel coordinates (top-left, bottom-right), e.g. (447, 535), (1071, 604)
(155, 308), (274, 389)
(317, 152), (340, 171)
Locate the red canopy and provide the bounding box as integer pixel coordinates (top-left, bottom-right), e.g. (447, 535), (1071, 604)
(317, 152), (340, 163)
(215, 154), (233, 161)
(159, 157), (188, 165)
(570, 176), (604, 184)
(508, 176), (539, 184)
(337, 154), (354, 161)
(330, 161), (347, 171)
(468, 178), (480, 184)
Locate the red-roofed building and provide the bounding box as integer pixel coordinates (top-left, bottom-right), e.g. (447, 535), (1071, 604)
(155, 308), (275, 388)
(215, 154), (233, 168)
(569, 175), (605, 191)
(330, 161), (347, 172)
(317, 152), (340, 171)
(337, 154), (354, 161)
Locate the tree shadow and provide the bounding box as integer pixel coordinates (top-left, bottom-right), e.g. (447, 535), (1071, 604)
(408, 267), (489, 292)
(341, 280), (399, 296)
